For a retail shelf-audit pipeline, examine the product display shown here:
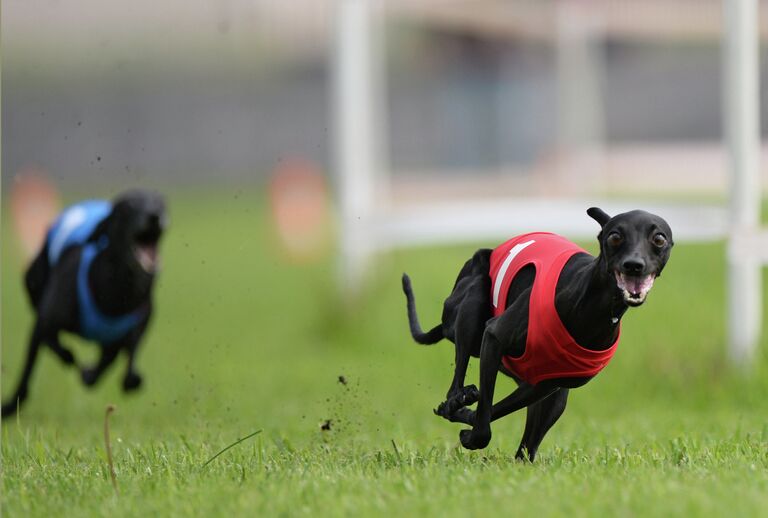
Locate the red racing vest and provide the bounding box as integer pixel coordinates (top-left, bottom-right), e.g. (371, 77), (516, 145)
(490, 232), (619, 385)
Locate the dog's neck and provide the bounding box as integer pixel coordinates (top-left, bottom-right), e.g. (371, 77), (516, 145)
(88, 245), (154, 316)
(556, 253), (627, 350)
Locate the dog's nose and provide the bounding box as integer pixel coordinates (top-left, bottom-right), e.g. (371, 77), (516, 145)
(148, 212), (166, 229)
(622, 258), (645, 275)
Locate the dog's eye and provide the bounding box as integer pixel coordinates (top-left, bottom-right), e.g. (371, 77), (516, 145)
(606, 232), (623, 247)
(652, 233), (667, 248)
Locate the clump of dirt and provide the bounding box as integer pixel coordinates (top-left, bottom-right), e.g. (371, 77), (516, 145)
(316, 373), (366, 442)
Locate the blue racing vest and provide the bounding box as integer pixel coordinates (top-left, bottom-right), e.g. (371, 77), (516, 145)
(47, 200), (112, 264)
(47, 200), (146, 344)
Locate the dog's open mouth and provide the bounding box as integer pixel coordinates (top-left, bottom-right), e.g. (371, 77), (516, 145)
(133, 227), (162, 273)
(615, 271), (655, 306)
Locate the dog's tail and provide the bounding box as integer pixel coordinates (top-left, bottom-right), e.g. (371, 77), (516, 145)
(402, 273), (444, 345)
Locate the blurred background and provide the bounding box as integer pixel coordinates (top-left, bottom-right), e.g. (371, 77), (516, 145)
(4, 0), (768, 192)
(3, 0), (768, 463)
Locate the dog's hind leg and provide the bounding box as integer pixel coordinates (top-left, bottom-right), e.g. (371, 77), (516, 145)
(458, 330), (504, 450)
(433, 323), (481, 419)
(435, 277), (488, 420)
(515, 388), (569, 462)
(1, 324), (45, 418)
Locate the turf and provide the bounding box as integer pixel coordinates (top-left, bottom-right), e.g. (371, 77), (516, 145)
(2, 189), (768, 516)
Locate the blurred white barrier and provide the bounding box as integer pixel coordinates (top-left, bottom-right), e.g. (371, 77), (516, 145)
(333, 0), (388, 295)
(371, 199), (728, 251)
(724, 0), (762, 364)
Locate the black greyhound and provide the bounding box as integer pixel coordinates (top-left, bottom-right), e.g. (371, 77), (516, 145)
(2, 190), (166, 418)
(403, 208), (673, 460)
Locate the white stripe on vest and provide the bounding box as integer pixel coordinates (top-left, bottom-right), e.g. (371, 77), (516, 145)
(492, 239), (536, 309)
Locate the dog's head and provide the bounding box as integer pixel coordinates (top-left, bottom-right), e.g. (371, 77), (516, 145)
(587, 207), (673, 307)
(106, 190), (167, 274)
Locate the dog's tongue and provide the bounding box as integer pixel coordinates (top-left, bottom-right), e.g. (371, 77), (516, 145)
(135, 244), (159, 272)
(624, 275), (649, 296)
(616, 272), (656, 301)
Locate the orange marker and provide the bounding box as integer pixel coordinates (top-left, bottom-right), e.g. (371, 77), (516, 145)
(268, 158), (332, 263)
(9, 167), (61, 259)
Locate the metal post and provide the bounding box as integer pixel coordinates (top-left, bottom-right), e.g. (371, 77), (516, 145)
(333, 0), (378, 296)
(724, 0), (761, 363)
(555, 2), (606, 194)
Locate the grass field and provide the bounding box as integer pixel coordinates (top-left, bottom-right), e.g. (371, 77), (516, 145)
(2, 189), (768, 516)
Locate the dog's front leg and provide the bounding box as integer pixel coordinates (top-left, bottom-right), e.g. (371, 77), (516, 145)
(120, 324), (147, 392)
(447, 382), (559, 429)
(458, 330), (503, 450)
(81, 345), (121, 387)
(515, 388), (569, 462)
(489, 383), (559, 423)
(46, 333), (76, 366)
(122, 340), (143, 392)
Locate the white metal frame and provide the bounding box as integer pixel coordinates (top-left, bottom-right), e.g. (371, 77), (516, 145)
(333, 0), (762, 361)
(724, 0), (762, 363)
(333, 0), (389, 295)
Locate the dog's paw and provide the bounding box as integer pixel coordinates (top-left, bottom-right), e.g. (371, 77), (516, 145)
(514, 447), (530, 462)
(122, 372), (143, 392)
(449, 407), (475, 425)
(459, 428), (491, 450)
(81, 368), (99, 387)
(435, 386), (479, 420)
(459, 385), (479, 406)
(434, 399), (459, 419)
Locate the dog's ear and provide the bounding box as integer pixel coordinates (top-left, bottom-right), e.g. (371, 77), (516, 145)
(587, 207), (611, 228)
